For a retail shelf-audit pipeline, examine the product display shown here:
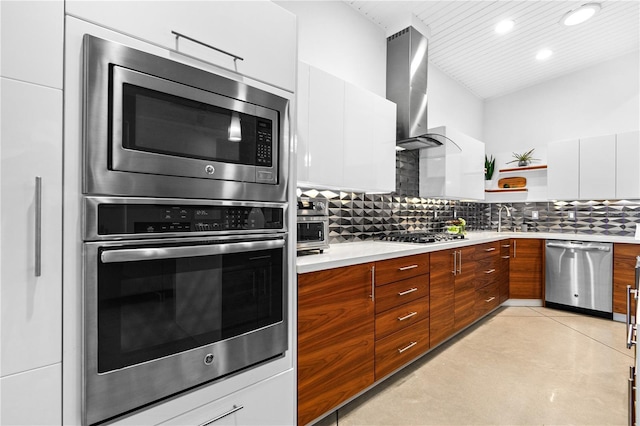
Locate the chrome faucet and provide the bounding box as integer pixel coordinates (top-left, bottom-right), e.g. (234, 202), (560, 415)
(498, 205), (511, 232)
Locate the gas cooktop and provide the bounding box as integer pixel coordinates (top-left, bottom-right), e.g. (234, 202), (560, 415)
(379, 231), (466, 244)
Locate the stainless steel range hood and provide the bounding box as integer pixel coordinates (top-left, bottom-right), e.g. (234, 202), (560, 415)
(387, 26), (445, 150)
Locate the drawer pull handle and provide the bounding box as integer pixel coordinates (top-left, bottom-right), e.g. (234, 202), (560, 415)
(199, 405), (244, 426)
(485, 296), (496, 303)
(398, 264), (419, 271)
(398, 287), (419, 296)
(484, 247), (496, 252)
(501, 244), (511, 248)
(398, 311), (418, 321)
(398, 341), (418, 353)
(501, 255), (510, 259)
(484, 269), (496, 274)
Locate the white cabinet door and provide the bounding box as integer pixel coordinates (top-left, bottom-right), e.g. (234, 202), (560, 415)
(296, 62), (311, 183)
(371, 95), (397, 193)
(0, 0), (63, 88)
(343, 83), (375, 191)
(547, 139), (579, 200)
(0, 79), (62, 376)
(307, 67), (344, 187)
(616, 131), (640, 199)
(65, 1), (296, 91)
(163, 369), (294, 426)
(0, 364), (61, 425)
(580, 134), (616, 200)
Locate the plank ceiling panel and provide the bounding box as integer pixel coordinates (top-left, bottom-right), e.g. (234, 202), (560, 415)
(346, 0), (640, 99)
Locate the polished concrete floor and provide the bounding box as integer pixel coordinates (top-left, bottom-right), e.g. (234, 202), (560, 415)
(315, 307), (631, 426)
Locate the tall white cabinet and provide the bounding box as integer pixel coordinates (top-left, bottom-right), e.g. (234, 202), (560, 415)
(0, 1), (63, 425)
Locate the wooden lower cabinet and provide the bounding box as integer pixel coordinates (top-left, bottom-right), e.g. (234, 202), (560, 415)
(375, 318), (429, 379)
(429, 250), (456, 346)
(453, 246), (477, 332)
(509, 238), (543, 299)
(498, 240), (510, 303)
(297, 263), (375, 426)
(613, 243), (640, 315)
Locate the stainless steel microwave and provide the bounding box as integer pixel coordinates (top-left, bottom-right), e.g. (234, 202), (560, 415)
(83, 35), (290, 202)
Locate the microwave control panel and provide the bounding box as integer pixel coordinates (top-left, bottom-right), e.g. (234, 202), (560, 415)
(256, 119), (273, 167)
(97, 203), (284, 236)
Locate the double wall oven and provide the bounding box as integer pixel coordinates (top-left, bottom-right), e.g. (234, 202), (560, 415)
(81, 35), (290, 425)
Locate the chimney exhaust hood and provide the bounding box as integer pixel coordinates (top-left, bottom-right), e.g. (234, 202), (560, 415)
(387, 26), (458, 151)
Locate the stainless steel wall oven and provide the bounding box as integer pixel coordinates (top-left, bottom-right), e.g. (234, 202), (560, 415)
(81, 35), (291, 425)
(83, 35), (289, 202)
(82, 197), (289, 425)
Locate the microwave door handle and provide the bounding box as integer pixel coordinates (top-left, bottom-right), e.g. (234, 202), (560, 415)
(101, 239), (284, 263)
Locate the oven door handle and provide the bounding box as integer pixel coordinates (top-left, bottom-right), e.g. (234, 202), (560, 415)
(101, 239), (285, 263)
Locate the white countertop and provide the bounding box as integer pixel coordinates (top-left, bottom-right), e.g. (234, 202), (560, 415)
(296, 231), (640, 274)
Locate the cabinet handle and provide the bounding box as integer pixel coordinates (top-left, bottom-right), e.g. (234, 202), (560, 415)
(398, 287), (419, 296)
(199, 404), (244, 426)
(397, 341), (418, 353)
(501, 255), (510, 259)
(629, 366), (636, 426)
(452, 251), (457, 276)
(370, 266), (375, 301)
(172, 30), (244, 62)
(627, 285), (638, 349)
(513, 240), (517, 258)
(484, 247), (496, 252)
(484, 269), (496, 274)
(485, 296), (496, 303)
(501, 244), (511, 248)
(35, 176), (42, 277)
(458, 250), (462, 274)
(398, 311), (418, 321)
(398, 264), (419, 271)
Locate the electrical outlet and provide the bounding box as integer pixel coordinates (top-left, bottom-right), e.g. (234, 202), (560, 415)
(568, 211), (575, 220)
(532, 210), (539, 220)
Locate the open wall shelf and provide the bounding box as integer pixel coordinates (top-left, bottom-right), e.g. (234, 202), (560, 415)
(498, 165), (547, 173)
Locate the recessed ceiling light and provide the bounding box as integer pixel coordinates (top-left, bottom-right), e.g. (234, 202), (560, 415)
(561, 3), (601, 26)
(495, 19), (515, 34)
(536, 49), (553, 60)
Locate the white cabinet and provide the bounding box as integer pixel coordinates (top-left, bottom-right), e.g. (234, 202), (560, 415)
(0, 364), (61, 425)
(297, 63), (396, 192)
(163, 369), (294, 426)
(0, 0), (63, 88)
(65, 1), (296, 91)
(1, 8), (63, 422)
(616, 131), (640, 199)
(579, 134), (616, 199)
(547, 139), (580, 200)
(306, 66), (345, 188)
(419, 126), (485, 200)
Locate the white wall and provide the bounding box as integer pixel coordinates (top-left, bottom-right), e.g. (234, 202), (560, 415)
(484, 51), (640, 154)
(428, 63), (484, 141)
(276, 0), (386, 96)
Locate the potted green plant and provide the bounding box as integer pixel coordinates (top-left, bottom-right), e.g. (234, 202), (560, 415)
(506, 148), (539, 167)
(484, 155), (495, 180)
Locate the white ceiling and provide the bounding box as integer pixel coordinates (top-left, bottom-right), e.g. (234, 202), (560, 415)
(345, 0), (640, 99)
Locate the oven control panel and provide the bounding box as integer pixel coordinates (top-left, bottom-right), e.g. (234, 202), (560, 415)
(97, 203), (284, 236)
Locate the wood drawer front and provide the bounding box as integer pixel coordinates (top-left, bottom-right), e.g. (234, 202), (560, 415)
(474, 241), (500, 260)
(375, 275), (429, 314)
(375, 318), (429, 380)
(375, 297), (429, 340)
(375, 254), (429, 286)
(475, 282), (500, 317)
(475, 257), (499, 289)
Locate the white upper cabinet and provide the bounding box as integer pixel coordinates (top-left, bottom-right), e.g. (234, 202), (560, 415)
(547, 139), (580, 200)
(579, 134), (616, 200)
(297, 62), (396, 193)
(616, 131), (640, 199)
(65, 1), (296, 91)
(0, 0), (63, 88)
(419, 127), (484, 200)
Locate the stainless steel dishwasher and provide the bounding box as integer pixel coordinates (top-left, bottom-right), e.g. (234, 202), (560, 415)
(545, 240), (613, 318)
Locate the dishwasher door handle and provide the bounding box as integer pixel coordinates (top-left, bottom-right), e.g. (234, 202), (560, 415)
(546, 242), (611, 252)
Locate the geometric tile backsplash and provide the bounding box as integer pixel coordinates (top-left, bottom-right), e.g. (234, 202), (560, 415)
(299, 151), (640, 243)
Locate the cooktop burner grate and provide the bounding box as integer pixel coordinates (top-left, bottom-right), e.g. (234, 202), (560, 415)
(378, 232), (465, 244)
